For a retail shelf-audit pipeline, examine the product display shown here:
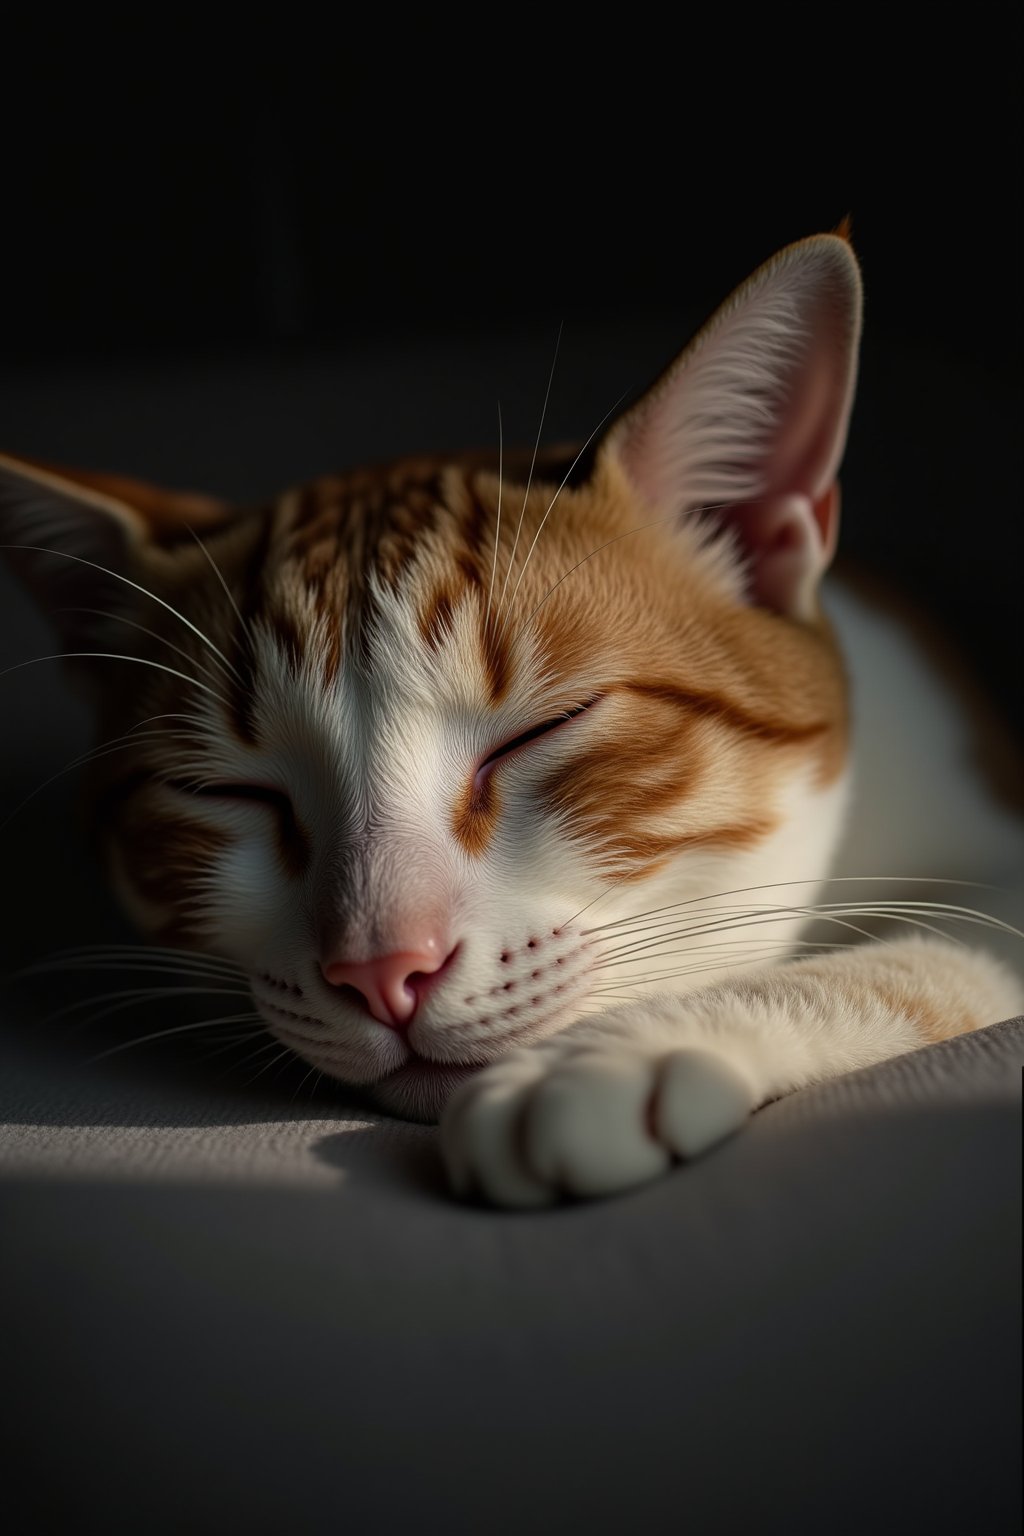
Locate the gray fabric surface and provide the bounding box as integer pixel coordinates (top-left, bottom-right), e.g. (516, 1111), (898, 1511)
(1, 1015), (1020, 1535)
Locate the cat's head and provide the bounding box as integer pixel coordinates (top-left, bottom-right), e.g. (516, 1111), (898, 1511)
(1, 233), (861, 1120)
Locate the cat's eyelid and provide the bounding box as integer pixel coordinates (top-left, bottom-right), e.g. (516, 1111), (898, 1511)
(166, 778), (289, 806)
(481, 696), (599, 772)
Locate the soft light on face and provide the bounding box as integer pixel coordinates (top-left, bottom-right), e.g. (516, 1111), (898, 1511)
(88, 460), (847, 1121)
(0, 233), (862, 1121)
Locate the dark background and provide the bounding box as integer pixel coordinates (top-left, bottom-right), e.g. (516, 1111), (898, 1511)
(2, 28), (1020, 739)
(0, 31), (1020, 706)
(4, 33), (1021, 371)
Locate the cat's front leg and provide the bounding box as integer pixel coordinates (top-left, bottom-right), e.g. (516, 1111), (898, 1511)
(439, 939), (1022, 1208)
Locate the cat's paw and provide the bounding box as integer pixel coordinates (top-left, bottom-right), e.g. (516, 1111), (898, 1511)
(439, 1032), (757, 1208)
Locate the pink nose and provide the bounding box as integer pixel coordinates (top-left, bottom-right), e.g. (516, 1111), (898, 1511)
(321, 938), (453, 1028)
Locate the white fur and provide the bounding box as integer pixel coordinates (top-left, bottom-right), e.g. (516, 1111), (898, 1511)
(826, 581), (1024, 893)
(441, 937), (1023, 1207)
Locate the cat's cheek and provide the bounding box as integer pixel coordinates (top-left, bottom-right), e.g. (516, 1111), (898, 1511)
(110, 802), (299, 955)
(106, 841), (176, 939)
(202, 828), (301, 953)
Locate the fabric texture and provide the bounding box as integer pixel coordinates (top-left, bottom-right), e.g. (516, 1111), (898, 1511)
(1, 1014), (1020, 1535)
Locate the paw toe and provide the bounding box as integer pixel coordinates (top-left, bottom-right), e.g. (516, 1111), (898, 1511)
(652, 1048), (754, 1159)
(440, 1073), (554, 1209)
(524, 1049), (671, 1198)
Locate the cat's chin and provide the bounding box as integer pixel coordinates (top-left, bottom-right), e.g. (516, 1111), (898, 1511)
(369, 1059), (480, 1124)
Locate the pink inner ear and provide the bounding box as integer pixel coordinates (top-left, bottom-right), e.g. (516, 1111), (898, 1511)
(756, 338), (852, 505)
(725, 486), (840, 620)
(603, 236), (860, 620)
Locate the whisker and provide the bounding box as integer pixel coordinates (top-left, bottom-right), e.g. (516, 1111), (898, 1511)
(585, 875), (1009, 936)
(591, 951), (852, 992)
(1, 733), (157, 836)
(512, 516), (675, 640)
(484, 399), (504, 625)
(48, 984), (252, 1026)
(28, 960), (251, 984)
(0, 651), (230, 707)
(595, 935), (840, 965)
(558, 882), (622, 931)
(594, 900), (895, 951)
(197, 1037), (267, 1066)
(502, 389), (629, 627)
(215, 1034), (285, 1080)
(596, 908), (914, 965)
(186, 525), (250, 648)
(495, 323), (563, 621)
(0, 711), (209, 836)
(291, 1062), (322, 1103)
(594, 898), (1022, 966)
(16, 946), (244, 980)
(87, 1012), (264, 1063)
(596, 937), (853, 971)
(599, 903), (1019, 957)
(51, 606), (237, 690)
(594, 903), (877, 959)
(35, 942), (237, 960)
(241, 1044), (297, 1088)
(198, 1029), (269, 1064)
(0, 542), (243, 682)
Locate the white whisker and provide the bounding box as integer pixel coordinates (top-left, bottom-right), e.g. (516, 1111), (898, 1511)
(19, 944), (244, 979)
(596, 908), (910, 966)
(503, 390), (629, 626)
(199, 1030), (269, 1064)
(0, 542), (243, 682)
(594, 905), (871, 960)
(484, 399), (504, 625)
(51, 606), (237, 689)
(88, 1012), (263, 1063)
(513, 516), (674, 640)
(241, 1044), (297, 1087)
(48, 984), (252, 1026)
(291, 1062), (322, 1104)
(0, 651), (230, 706)
(593, 897), (1022, 968)
(584, 875), (1008, 936)
(591, 952), (845, 992)
(187, 524), (249, 644)
(595, 935), (839, 965)
(0, 711), (212, 836)
(495, 323), (563, 620)
(32, 960), (249, 983)
(1, 730), (162, 836)
(559, 882), (622, 931)
(215, 1035), (285, 1079)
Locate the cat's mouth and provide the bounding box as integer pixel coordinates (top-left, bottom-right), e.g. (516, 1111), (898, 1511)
(370, 1056), (480, 1123)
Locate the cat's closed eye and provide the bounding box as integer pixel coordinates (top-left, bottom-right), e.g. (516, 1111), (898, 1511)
(167, 780), (293, 814)
(477, 698), (598, 784)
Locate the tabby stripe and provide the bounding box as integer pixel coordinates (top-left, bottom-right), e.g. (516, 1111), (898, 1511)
(620, 680), (830, 744)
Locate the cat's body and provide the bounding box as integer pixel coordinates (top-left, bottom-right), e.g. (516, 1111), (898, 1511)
(2, 232), (1021, 1206)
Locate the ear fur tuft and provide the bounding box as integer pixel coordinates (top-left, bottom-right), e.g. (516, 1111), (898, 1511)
(0, 452), (231, 647)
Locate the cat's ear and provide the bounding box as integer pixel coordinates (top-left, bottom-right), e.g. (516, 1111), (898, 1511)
(597, 233), (862, 619)
(0, 452), (232, 640)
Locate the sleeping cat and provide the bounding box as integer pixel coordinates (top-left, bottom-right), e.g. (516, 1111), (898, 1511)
(2, 231), (1021, 1207)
